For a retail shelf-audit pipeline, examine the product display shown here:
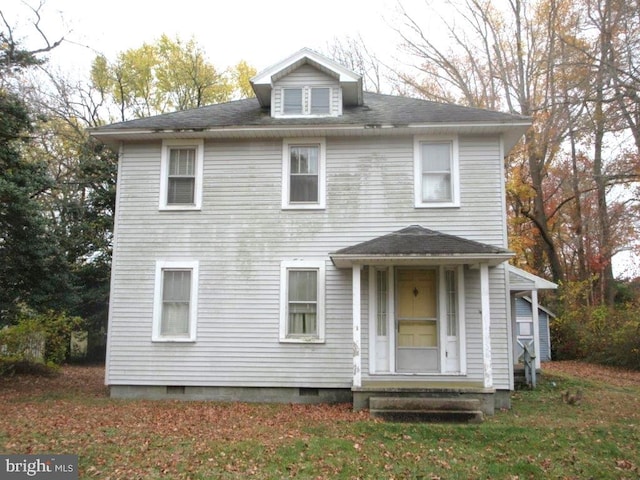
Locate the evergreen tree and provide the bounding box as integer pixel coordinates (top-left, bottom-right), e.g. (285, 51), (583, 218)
(0, 90), (69, 323)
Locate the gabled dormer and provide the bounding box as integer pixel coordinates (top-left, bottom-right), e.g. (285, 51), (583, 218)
(250, 47), (363, 118)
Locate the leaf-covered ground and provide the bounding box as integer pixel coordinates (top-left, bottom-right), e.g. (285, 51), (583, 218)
(1, 362), (639, 479)
(543, 360), (640, 388)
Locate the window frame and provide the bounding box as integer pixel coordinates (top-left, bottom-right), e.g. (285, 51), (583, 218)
(279, 260), (326, 343)
(310, 87), (331, 114)
(152, 260), (199, 342)
(414, 135), (460, 208)
(159, 139), (204, 211)
(282, 138), (326, 210)
(283, 88), (304, 115)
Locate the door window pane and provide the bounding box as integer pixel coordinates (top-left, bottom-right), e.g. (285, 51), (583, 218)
(518, 322), (533, 336)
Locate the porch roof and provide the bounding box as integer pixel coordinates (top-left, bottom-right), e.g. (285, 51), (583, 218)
(330, 225), (514, 268)
(508, 265), (557, 292)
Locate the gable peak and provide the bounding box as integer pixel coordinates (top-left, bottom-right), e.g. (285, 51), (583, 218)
(250, 47), (363, 108)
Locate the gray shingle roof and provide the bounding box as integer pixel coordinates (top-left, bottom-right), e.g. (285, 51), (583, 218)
(332, 225), (511, 256)
(92, 92), (530, 132)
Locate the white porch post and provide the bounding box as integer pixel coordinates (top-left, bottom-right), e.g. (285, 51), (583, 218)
(531, 289), (541, 370)
(352, 264), (362, 388)
(480, 263), (493, 388)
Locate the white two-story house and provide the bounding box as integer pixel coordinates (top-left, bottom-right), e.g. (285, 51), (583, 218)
(92, 48), (534, 417)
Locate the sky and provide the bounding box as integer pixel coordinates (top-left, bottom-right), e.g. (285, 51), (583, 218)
(3, 0), (405, 75)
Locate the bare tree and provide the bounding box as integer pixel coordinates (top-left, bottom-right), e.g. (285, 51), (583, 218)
(0, 1), (64, 78)
(393, 0), (574, 283)
(325, 35), (389, 94)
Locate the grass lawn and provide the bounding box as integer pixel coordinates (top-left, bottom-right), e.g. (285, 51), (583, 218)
(1, 362), (639, 479)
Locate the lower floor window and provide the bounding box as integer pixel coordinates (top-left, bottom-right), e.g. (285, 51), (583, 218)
(288, 270), (318, 335)
(280, 260), (325, 342)
(161, 270), (192, 336)
(153, 260), (199, 341)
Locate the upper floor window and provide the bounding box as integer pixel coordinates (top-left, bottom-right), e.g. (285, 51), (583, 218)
(414, 136), (460, 208)
(160, 139), (204, 210)
(278, 87), (334, 117)
(282, 138), (326, 209)
(152, 260), (199, 342)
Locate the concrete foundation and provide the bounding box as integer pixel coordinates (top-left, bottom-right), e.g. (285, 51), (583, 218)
(494, 389), (512, 410)
(110, 385), (352, 404)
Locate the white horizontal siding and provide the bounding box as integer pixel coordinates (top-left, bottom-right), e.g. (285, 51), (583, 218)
(489, 264), (510, 388)
(108, 134), (511, 388)
(276, 64), (338, 87)
(463, 268), (484, 380)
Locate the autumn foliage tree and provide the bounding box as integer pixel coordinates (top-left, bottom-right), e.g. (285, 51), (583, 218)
(91, 35), (255, 122)
(393, 0), (639, 305)
(390, 0), (640, 366)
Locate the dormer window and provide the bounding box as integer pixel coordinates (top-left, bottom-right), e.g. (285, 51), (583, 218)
(277, 86), (336, 117)
(251, 48), (363, 117)
(283, 88), (303, 114)
(310, 88), (330, 114)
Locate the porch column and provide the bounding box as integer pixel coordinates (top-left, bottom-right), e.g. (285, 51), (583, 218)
(531, 289), (541, 370)
(480, 263), (493, 388)
(352, 264), (362, 388)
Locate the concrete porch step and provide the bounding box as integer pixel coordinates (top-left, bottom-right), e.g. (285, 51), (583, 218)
(369, 397), (484, 423)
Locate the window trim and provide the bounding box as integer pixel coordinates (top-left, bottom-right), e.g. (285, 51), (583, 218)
(279, 260), (326, 343)
(159, 139), (204, 211)
(282, 138), (326, 210)
(152, 260), (199, 342)
(414, 135), (460, 208)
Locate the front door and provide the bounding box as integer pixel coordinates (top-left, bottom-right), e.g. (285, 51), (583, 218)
(396, 269), (439, 373)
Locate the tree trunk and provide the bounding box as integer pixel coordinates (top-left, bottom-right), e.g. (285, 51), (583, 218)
(526, 133), (565, 283)
(593, 0), (616, 305)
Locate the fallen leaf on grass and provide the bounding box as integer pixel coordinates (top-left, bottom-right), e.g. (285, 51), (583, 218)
(615, 459), (636, 470)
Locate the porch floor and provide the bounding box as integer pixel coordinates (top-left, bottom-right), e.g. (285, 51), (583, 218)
(359, 380), (487, 390)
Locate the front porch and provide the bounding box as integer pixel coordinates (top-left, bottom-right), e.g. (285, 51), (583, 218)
(330, 225), (516, 421)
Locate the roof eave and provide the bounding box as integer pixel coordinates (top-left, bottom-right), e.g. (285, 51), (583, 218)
(89, 120), (532, 147)
(508, 265), (558, 290)
(330, 252), (515, 268)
